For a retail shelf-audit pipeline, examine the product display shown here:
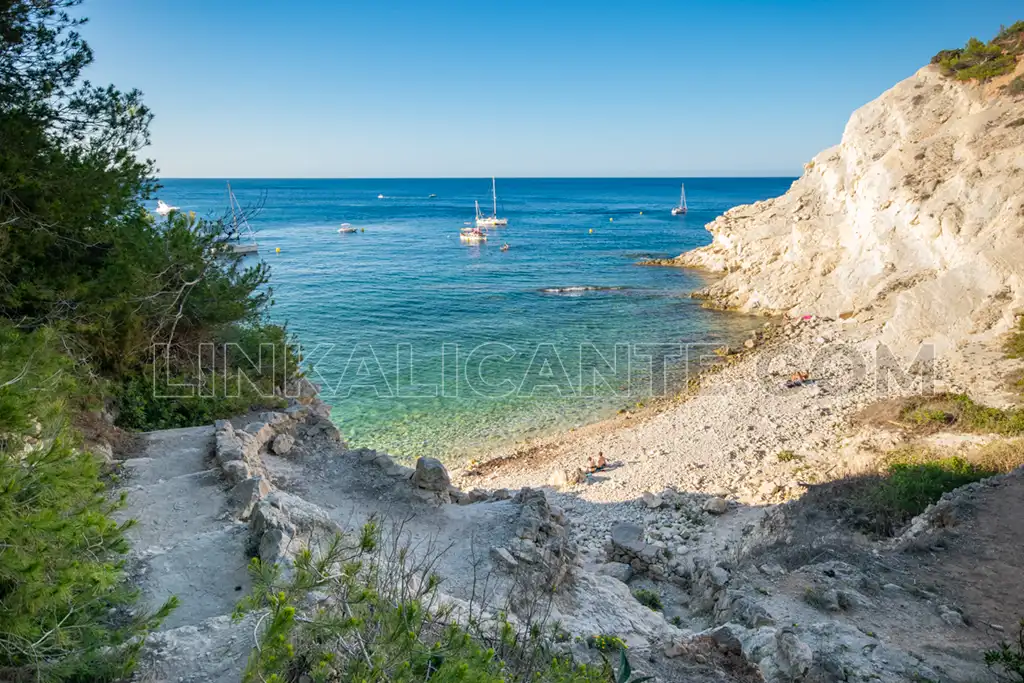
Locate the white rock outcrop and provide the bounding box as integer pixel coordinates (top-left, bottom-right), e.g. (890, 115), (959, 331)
(678, 63), (1024, 358)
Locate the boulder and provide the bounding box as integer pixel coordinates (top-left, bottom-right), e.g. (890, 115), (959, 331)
(709, 565), (730, 588)
(490, 546), (519, 571)
(708, 625), (743, 655)
(259, 529), (293, 566)
(411, 457), (450, 491)
(259, 411), (290, 427)
(270, 433), (295, 456)
(228, 476), (271, 519)
(243, 422), (275, 448)
(548, 469), (568, 488)
(221, 459), (251, 485)
(775, 628), (813, 680)
(703, 496), (729, 514)
(611, 523), (647, 554)
(642, 491), (663, 509)
(596, 562), (633, 583)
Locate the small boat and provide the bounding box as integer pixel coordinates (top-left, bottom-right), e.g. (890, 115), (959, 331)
(338, 223), (357, 233)
(671, 183), (688, 216)
(428, 193), (437, 199)
(155, 199), (179, 216)
(226, 181), (259, 255)
(475, 177), (508, 228)
(459, 227), (487, 243)
(377, 193), (385, 199)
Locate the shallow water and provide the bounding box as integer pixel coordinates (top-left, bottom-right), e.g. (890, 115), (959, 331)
(157, 177), (793, 459)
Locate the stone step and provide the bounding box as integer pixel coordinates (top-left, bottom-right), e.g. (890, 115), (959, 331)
(136, 523), (252, 631)
(129, 426), (215, 484)
(118, 468), (229, 549)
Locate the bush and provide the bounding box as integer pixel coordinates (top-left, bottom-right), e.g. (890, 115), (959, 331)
(828, 441), (1024, 537)
(0, 325), (175, 681)
(1008, 78), (1024, 96)
(631, 589), (663, 611)
(901, 394), (1024, 436)
(113, 322), (297, 431)
(986, 618), (1024, 682)
(235, 521), (611, 683)
(587, 634), (627, 653)
(873, 456), (997, 524)
(932, 24), (1023, 82)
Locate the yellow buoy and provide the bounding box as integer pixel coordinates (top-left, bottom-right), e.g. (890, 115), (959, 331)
(609, 217), (613, 222)
(639, 211), (643, 215)
(275, 247), (281, 253)
(589, 229), (593, 234)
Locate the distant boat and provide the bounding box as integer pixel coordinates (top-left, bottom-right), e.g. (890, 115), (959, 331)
(155, 199), (178, 216)
(227, 181), (258, 255)
(460, 227), (487, 243)
(378, 193), (385, 199)
(475, 177), (508, 228)
(428, 193), (437, 199)
(338, 223), (357, 233)
(671, 183), (688, 216)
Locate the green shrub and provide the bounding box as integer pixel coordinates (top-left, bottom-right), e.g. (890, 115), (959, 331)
(901, 394), (1024, 436)
(986, 618), (1024, 682)
(113, 322), (297, 431)
(882, 457), (993, 512)
(587, 634), (627, 653)
(932, 28), (1021, 82)
(235, 521), (610, 683)
(631, 589), (663, 611)
(777, 450), (799, 463)
(0, 325), (176, 681)
(993, 21), (1024, 55)
(1008, 78), (1024, 96)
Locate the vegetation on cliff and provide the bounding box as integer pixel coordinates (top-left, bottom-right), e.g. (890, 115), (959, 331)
(0, 0), (294, 678)
(932, 21), (1024, 81)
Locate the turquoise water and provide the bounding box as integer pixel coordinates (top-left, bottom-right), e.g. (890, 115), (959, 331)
(157, 178), (793, 459)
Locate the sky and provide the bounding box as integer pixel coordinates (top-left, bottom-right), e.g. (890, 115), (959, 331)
(83, 0), (1022, 178)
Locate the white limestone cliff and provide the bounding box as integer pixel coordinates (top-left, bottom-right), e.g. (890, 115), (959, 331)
(679, 63), (1024, 358)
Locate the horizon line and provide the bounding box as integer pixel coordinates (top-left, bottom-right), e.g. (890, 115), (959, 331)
(157, 175), (801, 181)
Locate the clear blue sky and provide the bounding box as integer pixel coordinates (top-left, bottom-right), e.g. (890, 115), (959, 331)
(83, 0), (1021, 178)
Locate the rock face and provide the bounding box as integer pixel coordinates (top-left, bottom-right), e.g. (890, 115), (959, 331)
(675, 63), (1024, 358)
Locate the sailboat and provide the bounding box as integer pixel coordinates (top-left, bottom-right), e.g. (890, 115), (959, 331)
(155, 199), (179, 216)
(671, 183), (688, 216)
(475, 177), (508, 228)
(227, 182), (259, 255)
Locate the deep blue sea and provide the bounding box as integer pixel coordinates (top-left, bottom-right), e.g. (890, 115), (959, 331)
(156, 178), (793, 459)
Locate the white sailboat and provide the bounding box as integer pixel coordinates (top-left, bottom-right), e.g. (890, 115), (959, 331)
(475, 177), (508, 228)
(227, 181), (259, 255)
(671, 183), (688, 216)
(155, 199), (178, 216)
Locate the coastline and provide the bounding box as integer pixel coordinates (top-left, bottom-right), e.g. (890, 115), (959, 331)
(450, 312), (952, 557)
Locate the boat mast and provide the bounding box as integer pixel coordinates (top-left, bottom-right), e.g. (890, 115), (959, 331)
(681, 183), (687, 212)
(228, 181), (238, 234)
(491, 177), (497, 218)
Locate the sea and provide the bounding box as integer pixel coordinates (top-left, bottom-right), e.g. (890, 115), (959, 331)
(156, 178), (794, 460)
